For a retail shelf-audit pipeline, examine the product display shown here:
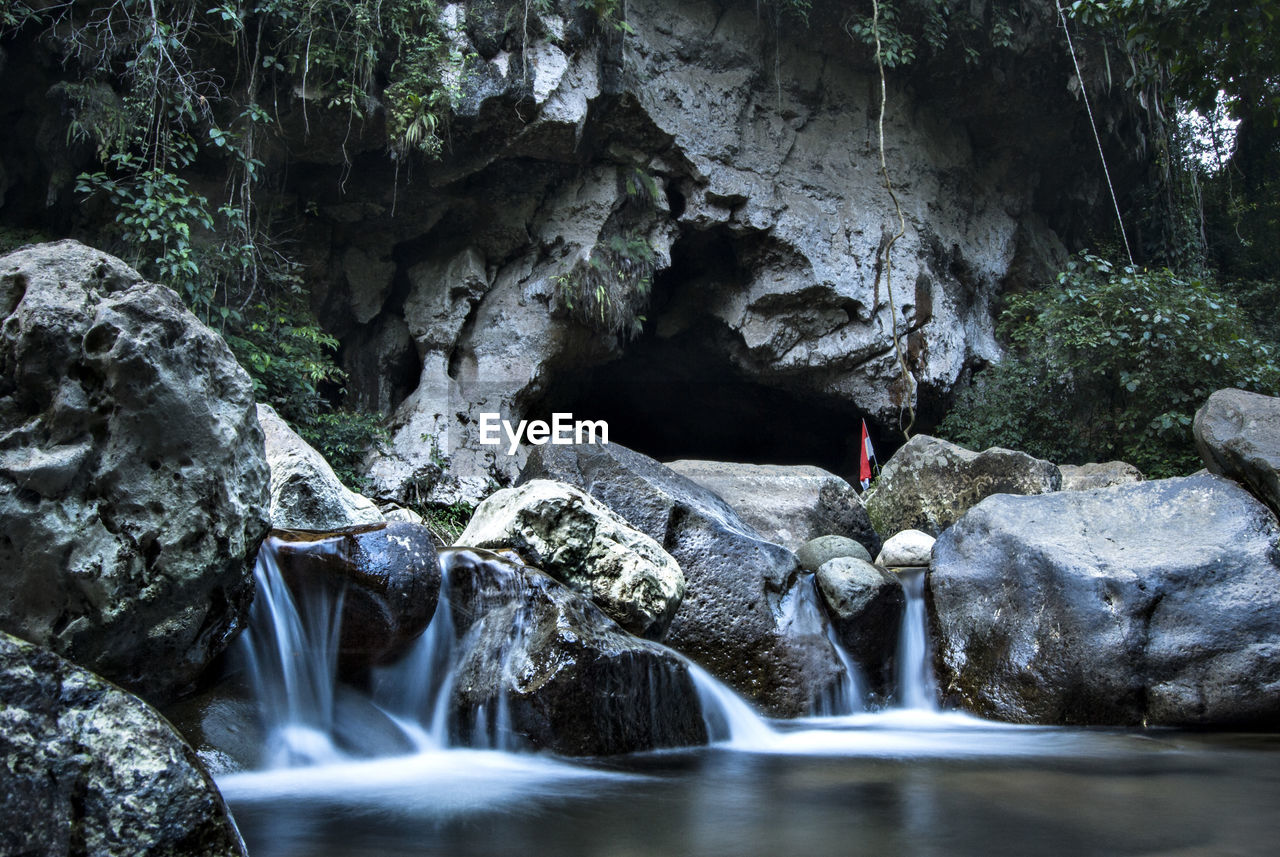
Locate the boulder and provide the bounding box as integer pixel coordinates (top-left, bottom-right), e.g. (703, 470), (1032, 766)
(875, 530), (936, 568)
(256, 403), (384, 530)
(0, 241), (269, 701)
(457, 479), (685, 639)
(815, 558), (904, 698)
(520, 442), (846, 718)
(665, 460), (880, 555)
(0, 631), (246, 857)
(442, 547), (707, 756)
(270, 522), (441, 671)
(796, 534), (873, 571)
(1194, 388), (1280, 517)
(864, 435), (1061, 537)
(930, 474), (1280, 727)
(1059, 461), (1144, 491)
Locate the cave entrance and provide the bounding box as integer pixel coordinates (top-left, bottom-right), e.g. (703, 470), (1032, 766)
(525, 226), (871, 479)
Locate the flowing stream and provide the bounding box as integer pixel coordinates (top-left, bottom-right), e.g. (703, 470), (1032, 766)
(218, 540), (1280, 856)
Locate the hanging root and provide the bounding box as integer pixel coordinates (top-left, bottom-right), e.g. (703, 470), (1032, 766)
(870, 0), (915, 440)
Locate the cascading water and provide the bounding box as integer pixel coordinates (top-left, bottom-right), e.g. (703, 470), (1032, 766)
(895, 568), (939, 711)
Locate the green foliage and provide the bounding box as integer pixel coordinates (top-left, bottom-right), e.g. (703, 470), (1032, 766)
(940, 254), (1280, 477)
(420, 500), (475, 546)
(843, 0), (1022, 68)
(298, 411), (390, 490)
(554, 231), (656, 341)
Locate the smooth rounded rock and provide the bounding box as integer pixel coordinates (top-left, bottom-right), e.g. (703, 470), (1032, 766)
(815, 557), (904, 698)
(0, 631), (246, 857)
(1194, 388), (1280, 517)
(796, 534), (873, 571)
(457, 479), (685, 639)
(875, 530), (936, 568)
(930, 474), (1280, 727)
(0, 241), (269, 701)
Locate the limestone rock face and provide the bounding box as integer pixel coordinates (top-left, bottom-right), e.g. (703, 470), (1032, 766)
(1194, 388), (1280, 517)
(1059, 461), (1144, 491)
(666, 460), (880, 555)
(815, 557), (904, 699)
(0, 631), (246, 857)
(443, 547), (707, 756)
(257, 403), (385, 530)
(865, 435), (1061, 537)
(930, 474), (1280, 727)
(457, 479), (685, 639)
(0, 241), (269, 700)
(520, 441), (846, 718)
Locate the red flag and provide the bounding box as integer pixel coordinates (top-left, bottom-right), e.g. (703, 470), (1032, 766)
(859, 419), (875, 490)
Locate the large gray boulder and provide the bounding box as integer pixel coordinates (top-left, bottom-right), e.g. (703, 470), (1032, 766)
(1194, 388), (1280, 518)
(865, 435), (1061, 537)
(0, 241), (269, 700)
(442, 548), (707, 756)
(815, 558), (904, 699)
(520, 442), (846, 718)
(0, 631), (246, 857)
(457, 479), (685, 639)
(256, 403), (384, 530)
(1059, 461), (1144, 491)
(270, 522), (441, 672)
(665, 460), (880, 556)
(930, 474), (1280, 727)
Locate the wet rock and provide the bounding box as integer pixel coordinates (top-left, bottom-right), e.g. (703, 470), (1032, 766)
(0, 631), (246, 857)
(865, 435), (1061, 537)
(1194, 388), (1280, 517)
(520, 442), (846, 718)
(1059, 461), (1144, 491)
(796, 534), (873, 571)
(271, 523), (440, 671)
(257, 403), (385, 530)
(815, 557), (904, 699)
(0, 241), (269, 701)
(665, 460), (880, 555)
(875, 530), (936, 568)
(930, 474), (1280, 727)
(443, 548), (707, 756)
(457, 479), (685, 639)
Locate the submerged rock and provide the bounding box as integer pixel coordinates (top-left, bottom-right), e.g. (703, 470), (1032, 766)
(521, 442), (846, 718)
(0, 631), (246, 857)
(875, 530), (936, 568)
(443, 548), (707, 756)
(865, 435), (1061, 537)
(796, 534), (873, 571)
(930, 474), (1280, 727)
(1194, 388), (1280, 517)
(0, 241), (269, 701)
(457, 479), (685, 639)
(665, 460), (880, 555)
(271, 522), (441, 671)
(1059, 461), (1144, 491)
(815, 557), (904, 699)
(257, 403), (384, 530)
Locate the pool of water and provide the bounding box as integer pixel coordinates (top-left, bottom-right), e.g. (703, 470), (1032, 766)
(221, 712), (1280, 857)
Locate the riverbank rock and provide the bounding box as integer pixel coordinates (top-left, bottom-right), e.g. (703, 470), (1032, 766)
(0, 631), (246, 857)
(270, 522), (440, 671)
(875, 530), (936, 568)
(0, 241), (269, 701)
(457, 479), (685, 639)
(865, 435), (1061, 537)
(521, 442), (846, 718)
(796, 535), (873, 571)
(443, 548), (707, 756)
(257, 403), (384, 530)
(930, 474), (1280, 727)
(1194, 388), (1280, 517)
(815, 558), (904, 698)
(665, 460), (880, 556)
(1059, 461), (1144, 491)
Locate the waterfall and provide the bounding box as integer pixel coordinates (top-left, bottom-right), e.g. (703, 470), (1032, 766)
(895, 568), (939, 711)
(687, 662), (775, 747)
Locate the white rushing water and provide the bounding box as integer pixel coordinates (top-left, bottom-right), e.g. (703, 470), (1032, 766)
(895, 567), (940, 711)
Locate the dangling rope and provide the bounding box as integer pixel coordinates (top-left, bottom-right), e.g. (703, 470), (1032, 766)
(1054, 1), (1134, 265)
(870, 0), (915, 440)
